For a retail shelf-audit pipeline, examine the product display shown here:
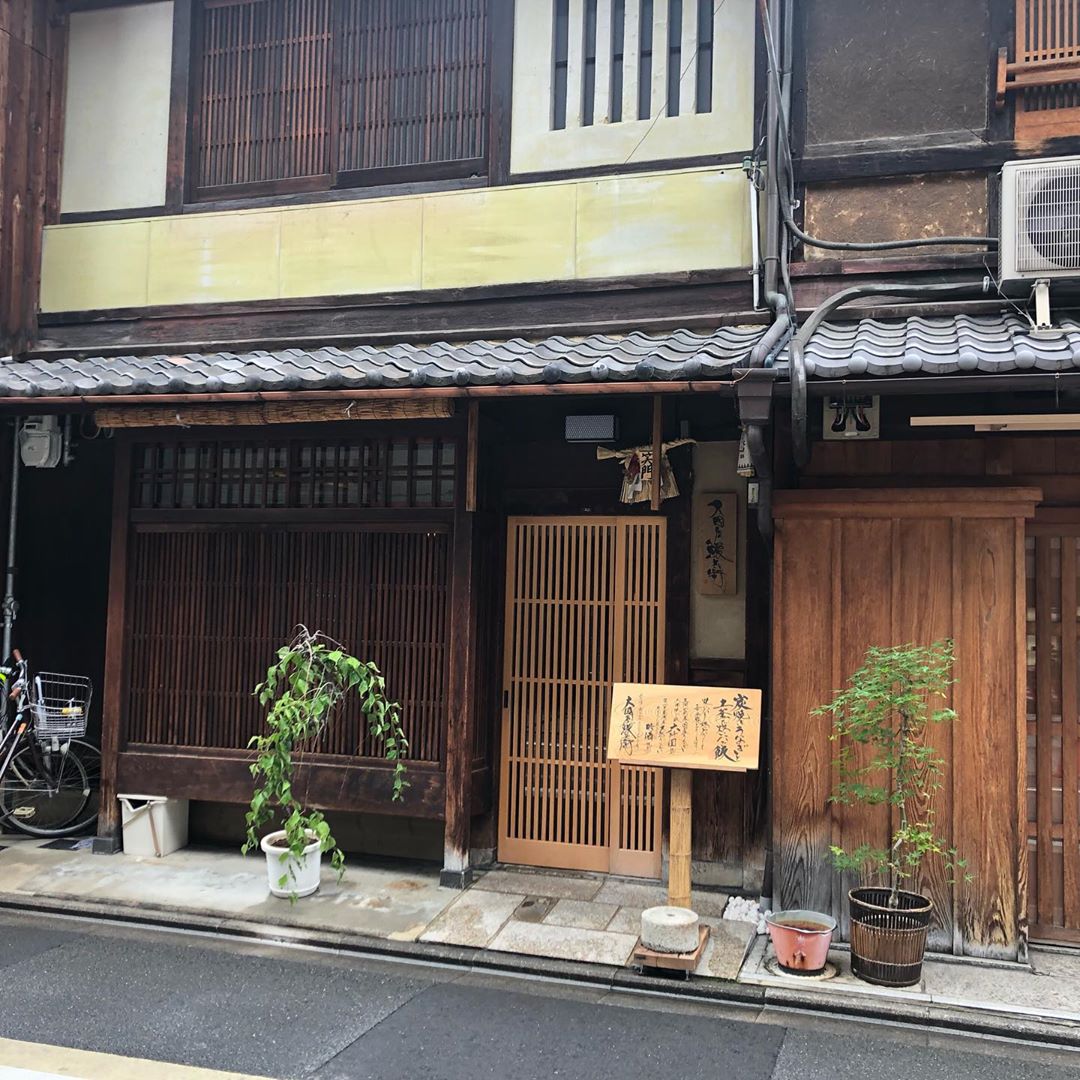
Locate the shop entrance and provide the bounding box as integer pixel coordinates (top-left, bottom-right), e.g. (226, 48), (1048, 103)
(497, 517), (665, 878)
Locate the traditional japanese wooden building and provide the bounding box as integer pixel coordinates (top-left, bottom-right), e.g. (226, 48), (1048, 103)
(0, 0), (1078, 963)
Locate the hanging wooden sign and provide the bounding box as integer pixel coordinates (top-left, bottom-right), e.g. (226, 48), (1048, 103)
(606, 682), (762, 771)
(696, 492), (738, 596)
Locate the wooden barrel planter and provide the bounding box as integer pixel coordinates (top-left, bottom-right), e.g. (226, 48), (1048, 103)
(848, 888), (933, 988)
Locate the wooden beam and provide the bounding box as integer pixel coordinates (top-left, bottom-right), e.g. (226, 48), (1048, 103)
(443, 478), (478, 887)
(116, 749), (447, 818)
(94, 398), (455, 429)
(0, 380), (741, 410)
(465, 400), (479, 512)
(651, 395), (663, 511)
(165, 0), (193, 209)
(95, 437), (131, 852)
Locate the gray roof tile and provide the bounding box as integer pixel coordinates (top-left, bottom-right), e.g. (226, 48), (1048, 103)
(790, 312), (1080, 378)
(0, 327), (766, 398)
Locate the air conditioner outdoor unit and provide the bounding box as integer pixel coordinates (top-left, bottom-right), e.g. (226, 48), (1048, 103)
(1001, 155), (1080, 288)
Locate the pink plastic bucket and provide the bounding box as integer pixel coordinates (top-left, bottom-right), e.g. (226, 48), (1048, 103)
(765, 910), (837, 975)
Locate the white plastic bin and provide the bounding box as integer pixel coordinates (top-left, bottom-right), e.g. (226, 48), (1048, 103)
(118, 794), (189, 857)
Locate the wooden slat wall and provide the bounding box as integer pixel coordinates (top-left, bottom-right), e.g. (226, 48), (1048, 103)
(0, 0), (55, 354)
(125, 526), (449, 764)
(1027, 520), (1080, 943)
(773, 488), (1040, 959)
(1014, 0), (1080, 141)
(337, 0), (488, 172)
(198, 0), (333, 189)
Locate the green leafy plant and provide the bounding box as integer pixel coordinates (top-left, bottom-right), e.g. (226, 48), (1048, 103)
(242, 626), (408, 895)
(814, 640), (968, 907)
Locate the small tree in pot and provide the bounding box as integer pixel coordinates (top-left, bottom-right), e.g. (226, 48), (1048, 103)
(815, 640), (968, 987)
(242, 626), (408, 900)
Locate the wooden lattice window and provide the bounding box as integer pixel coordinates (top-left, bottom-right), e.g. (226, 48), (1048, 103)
(195, 0), (489, 196)
(131, 436), (457, 510)
(998, 1), (1080, 142)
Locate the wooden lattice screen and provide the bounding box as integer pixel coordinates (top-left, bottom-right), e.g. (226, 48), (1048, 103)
(195, 0), (489, 193)
(126, 527), (450, 763)
(998, 1), (1080, 141)
(498, 517), (665, 878)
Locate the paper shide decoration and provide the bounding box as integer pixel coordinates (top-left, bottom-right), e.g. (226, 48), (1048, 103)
(596, 439), (694, 504)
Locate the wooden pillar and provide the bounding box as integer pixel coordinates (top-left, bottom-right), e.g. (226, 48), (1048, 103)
(668, 768), (693, 908)
(651, 395), (663, 512)
(442, 413), (479, 888)
(94, 438), (132, 854)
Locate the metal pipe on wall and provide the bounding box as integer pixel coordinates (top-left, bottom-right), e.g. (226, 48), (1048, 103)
(2, 421), (20, 659)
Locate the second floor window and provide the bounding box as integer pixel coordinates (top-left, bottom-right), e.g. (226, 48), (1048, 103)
(195, 0), (489, 197)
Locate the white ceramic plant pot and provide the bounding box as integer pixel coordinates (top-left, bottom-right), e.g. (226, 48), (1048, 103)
(260, 829), (322, 898)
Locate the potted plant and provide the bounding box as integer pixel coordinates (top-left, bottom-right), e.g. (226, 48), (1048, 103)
(242, 626), (408, 900)
(815, 640), (968, 988)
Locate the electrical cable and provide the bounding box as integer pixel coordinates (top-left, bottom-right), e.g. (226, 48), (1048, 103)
(786, 281), (992, 467)
(757, 0), (998, 253)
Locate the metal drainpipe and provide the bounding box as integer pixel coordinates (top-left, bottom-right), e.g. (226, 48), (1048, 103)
(3, 421), (20, 659)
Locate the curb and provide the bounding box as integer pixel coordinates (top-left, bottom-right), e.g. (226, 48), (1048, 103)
(1, 891), (1078, 1050)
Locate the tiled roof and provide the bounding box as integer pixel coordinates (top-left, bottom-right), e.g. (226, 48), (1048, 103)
(0, 327), (767, 398)
(792, 312), (1080, 379)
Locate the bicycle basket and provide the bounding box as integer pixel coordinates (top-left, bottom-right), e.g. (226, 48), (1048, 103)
(30, 672), (92, 741)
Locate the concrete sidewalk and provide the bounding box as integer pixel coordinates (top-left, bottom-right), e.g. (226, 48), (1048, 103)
(0, 837), (1077, 1047)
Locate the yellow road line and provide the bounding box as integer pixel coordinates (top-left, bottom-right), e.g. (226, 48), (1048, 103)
(0, 1038), (272, 1080)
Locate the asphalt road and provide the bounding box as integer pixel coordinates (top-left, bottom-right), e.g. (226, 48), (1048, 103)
(0, 910), (1077, 1080)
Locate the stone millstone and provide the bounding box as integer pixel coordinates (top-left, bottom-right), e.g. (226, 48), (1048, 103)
(640, 906), (699, 954)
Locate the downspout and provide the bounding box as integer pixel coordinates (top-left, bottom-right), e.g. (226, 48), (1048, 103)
(3, 421), (19, 659)
(787, 280), (992, 467)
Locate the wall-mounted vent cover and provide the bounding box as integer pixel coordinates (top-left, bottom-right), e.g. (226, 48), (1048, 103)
(1002, 155), (1080, 282)
(565, 415), (619, 443)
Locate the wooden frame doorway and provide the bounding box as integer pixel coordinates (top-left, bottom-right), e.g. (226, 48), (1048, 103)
(497, 516), (666, 878)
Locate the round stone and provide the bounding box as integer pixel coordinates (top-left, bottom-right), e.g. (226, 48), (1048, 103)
(640, 905), (699, 954)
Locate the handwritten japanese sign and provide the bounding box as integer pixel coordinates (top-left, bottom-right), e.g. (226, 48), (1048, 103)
(606, 683), (762, 771)
(696, 492), (738, 596)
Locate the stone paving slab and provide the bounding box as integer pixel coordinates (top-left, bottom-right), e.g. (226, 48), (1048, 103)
(419, 889), (524, 947)
(544, 898), (619, 931)
(0, 839), (454, 942)
(592, 879), (730, 916)
(486, 918), (639, 966)
(473, 868), (603, 900)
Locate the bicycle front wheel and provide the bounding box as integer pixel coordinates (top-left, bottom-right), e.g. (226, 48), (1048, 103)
(0, 742), (90, 836)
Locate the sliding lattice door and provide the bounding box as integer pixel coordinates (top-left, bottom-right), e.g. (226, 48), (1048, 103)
(498, 517), (665, 878)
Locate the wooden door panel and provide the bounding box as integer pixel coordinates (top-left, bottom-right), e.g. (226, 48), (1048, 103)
(498, 517), (665, 878)
(1027, 529), (1080, 943)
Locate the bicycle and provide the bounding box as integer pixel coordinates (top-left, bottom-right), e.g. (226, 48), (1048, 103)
(0, 650), (99, 837)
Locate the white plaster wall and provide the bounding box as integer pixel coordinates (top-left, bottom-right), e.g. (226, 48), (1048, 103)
(511, 0), (755, 174)
(690, 442), (747, 660)
(60, 2), (174, 215)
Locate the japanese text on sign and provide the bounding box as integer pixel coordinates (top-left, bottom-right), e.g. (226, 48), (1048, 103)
(606, 683), (762, 771)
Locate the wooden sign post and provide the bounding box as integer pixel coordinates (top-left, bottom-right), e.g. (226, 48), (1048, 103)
(606, 683), (763, 909)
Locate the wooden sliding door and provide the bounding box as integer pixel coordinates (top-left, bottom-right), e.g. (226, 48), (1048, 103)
(1027, 515), (1080, 944)
(498, 517), (665, 878)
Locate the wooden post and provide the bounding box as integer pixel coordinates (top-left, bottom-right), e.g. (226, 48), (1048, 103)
(651, 395), (663, 512)
(95, 438), (132, 853)
(668, 767), (693, 908)
(442, 421), (478, 888)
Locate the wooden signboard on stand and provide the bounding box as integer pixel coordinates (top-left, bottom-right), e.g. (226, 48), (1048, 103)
(606, 683), (762, 909)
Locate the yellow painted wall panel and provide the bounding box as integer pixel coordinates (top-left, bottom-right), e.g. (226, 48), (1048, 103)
(40, 221), (150, 312)
(40, 168), (753, 313)
(279, 200), (422, 298)
(575, 169), (751, 279)
(147, 213), (281, 306)
(421, 185), (577, 289)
